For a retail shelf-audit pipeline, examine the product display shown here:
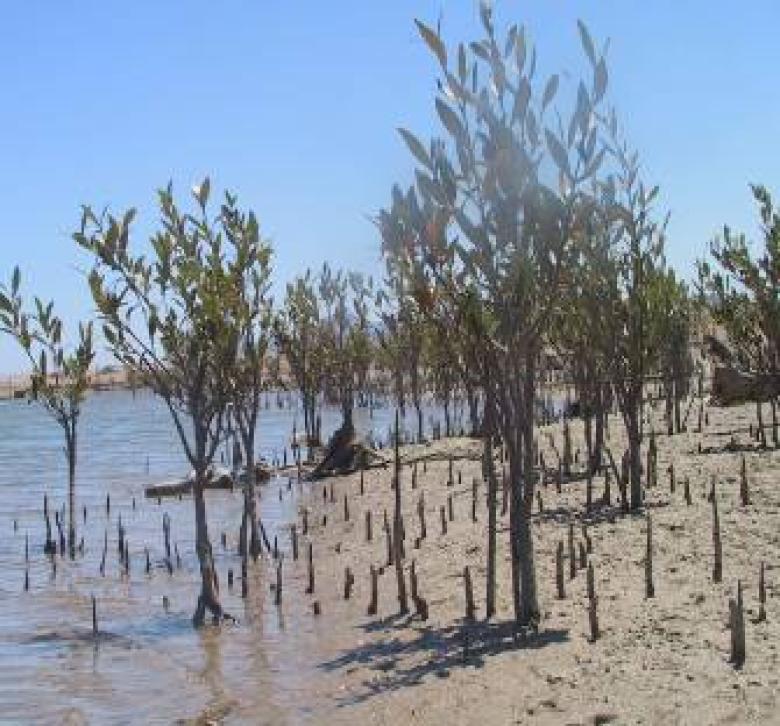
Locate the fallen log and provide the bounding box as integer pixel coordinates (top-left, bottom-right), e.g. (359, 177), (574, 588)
(144, 464), (270, 498)
(710, 366), (780, 406)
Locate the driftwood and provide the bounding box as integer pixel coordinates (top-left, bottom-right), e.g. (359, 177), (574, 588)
(308, 422), (387, 480)
(710, 366), (780, 406)
(144, 464), (270, 499)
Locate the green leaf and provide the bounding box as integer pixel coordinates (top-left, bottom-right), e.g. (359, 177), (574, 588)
(479, 2), (493, 35)
(646, 185), (660, 205)
(414, 19), (446, 67)
(11, 266), (20, 296)
(445, 72), (467, 103)
(584, 147), (606, 178)
(512, 78), (531, 124)
(458, 44), (467, 82)
(542, 74), (559, 110)
(577, 20), (596, 66)
(397, 128), (432, 170)
(470, 41), (490, 63)
(504, 25), (517, 59)
(525, 110), (539, 147)
(545, 129), (570, 178)
(148, 310), (158, 339)
(435, 99), (465, 140)
(195, 177), (211, 208)
(594, 58), (608, 102)
(415, 170), (445, 205)
(515, 28), (526, 73)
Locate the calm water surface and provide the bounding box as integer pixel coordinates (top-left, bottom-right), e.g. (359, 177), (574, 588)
(0, 389), (460, 725)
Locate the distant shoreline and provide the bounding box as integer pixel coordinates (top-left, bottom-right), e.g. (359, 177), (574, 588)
(0, 369), (137, 400)
(0, 358), (297, 400)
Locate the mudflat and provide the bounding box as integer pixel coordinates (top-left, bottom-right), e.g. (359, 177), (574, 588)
(277, 401), (779, 725)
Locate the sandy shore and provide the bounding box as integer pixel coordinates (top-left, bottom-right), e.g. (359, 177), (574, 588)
(271, 400), (780, 725)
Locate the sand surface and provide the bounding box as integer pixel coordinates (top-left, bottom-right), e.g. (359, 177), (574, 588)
(272, 400), (780, 725)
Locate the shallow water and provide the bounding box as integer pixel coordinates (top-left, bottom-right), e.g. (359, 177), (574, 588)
(0, 389), (460, 724)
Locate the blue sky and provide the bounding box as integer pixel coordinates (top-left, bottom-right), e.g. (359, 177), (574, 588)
(1, 1), (779, 372)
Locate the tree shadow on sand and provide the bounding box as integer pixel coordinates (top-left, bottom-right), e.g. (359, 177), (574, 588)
(695, 441), (767, 456)
(530, 499), (669, 527)
(318, 618), (569, 707)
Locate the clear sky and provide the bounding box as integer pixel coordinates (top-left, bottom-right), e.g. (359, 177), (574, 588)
(1, 1), (779, 373)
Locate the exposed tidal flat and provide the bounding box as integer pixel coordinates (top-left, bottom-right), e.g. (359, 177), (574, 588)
(282, 400), (780, 725)
(1, 391), (779, 724)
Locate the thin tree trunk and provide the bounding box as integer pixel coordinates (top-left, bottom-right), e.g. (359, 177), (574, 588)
(628, 390), (643, 511)
(519, 353), (540, 624)
(757, 401), (766, 448)
(66, 423), (77, 560)
(192, 468), (223, 626)
(467, 385), (480, 436)
(592, 386), (604, 472)
(241, 429), (260, 559)
(247, 462), (260, 558)
(393, 411), (408, 614)
(484, 383), (497, 619)
(303, 393), (311, 444)
(411, 361), (423, 443)
(665, 382), (674, 435)
(342, 400), (354, 436)
(507, 440), (522, 622)
(674, 379), (682, 433)
(584, 413), (593, 510)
